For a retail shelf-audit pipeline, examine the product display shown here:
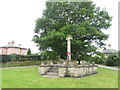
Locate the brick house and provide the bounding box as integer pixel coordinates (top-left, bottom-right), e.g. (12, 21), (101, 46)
(0, 41), (28, 55)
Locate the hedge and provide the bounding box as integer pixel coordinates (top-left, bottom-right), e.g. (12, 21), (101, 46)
(0, 54), (41, 63)
(105, 53), (119, 66)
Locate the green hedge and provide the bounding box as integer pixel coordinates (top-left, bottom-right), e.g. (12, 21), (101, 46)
(105, 53), (119, 66)
(0, 54), (41, 63)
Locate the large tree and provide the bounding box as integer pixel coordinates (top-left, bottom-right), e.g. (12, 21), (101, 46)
(33, 1), (112, 60)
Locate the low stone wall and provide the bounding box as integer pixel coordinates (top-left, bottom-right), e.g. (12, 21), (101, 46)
(38, 65), (50, 75)
(59, 65), (97, 77)
(39, 64), (98, 78)
(59, 67), (67, 77)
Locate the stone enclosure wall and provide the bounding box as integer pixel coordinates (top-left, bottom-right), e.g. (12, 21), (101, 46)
(38, 61), (98, 78)
(59, 66), (97, 77)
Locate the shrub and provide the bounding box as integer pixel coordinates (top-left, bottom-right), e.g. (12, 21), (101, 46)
(9, 53), (18, 61)
(41, 51), (58, 60)
(0, 54), (41, 63)
(0, 55), (11, 62)
(27, 48), (31, 55)
(94, 57), (106, 64)
(105, 53), (118, 66)
(88, 56), (106, 64)
(92, 52), (106, 64)
(2, 60), (41, 67)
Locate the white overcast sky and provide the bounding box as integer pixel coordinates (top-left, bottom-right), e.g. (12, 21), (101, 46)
(0, 0), (119, 53)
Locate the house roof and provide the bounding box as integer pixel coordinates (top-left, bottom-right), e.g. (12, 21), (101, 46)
(0, 45), (27, 50)
(102, 49), (118, 54)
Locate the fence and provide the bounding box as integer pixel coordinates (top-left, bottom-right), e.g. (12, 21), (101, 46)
(0, 54), (41, 63)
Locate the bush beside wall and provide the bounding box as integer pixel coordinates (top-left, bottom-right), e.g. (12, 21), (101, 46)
(105, 53), (119, 66)
(0, 54), (41, 63)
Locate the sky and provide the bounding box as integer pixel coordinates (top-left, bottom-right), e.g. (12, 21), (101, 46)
(0, 0), (119, 53)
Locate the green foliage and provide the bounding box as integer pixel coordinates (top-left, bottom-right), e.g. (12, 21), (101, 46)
(118, 51), (120, 66)
(31, 53), (39, 55)
(105, 53), (119, 66)
(93, 56), (106, 64)
(0, 55), (11, 62)
(1, 60), (58, 68)
(0, 55), (41, 63)
(27, 48), (31, 55)
(9, 53), (18, 60)
(33, 1), (112, 60)
(1, 61), (41, 67)
(41, 51), (58, 60)
(93, 52), (106, 64)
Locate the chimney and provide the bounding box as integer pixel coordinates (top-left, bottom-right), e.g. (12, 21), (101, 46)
(18, 44), (21, 47)
(11, 40), (15, 46)
(8, 42), (11, 46)
(108, 44), (111, 49)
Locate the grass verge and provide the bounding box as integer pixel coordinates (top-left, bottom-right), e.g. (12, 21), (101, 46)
(2, 67), (118, 88)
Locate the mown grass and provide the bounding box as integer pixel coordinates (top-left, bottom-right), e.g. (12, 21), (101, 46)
(2, 67), (118, 88)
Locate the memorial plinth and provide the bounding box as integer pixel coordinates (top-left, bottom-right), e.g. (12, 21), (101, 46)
(38, 61), (98, 78)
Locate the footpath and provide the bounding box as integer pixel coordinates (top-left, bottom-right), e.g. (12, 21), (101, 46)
(97, 64), (120, 71)
(0, 65), (120, 71)
(0, 65), (38, 69)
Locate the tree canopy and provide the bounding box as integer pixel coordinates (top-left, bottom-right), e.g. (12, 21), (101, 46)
(33, 1), (112, 60)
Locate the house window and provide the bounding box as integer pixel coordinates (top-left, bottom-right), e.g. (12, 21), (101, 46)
(3, 48), (7, 52)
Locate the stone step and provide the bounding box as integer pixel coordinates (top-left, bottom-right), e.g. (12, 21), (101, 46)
(46, 72), (59, 76)
(48, 68), (59, 72)
(48, 69), (59, 72)
(48, 71), (59, 73)
(42, 75), (59, 78)
(49, 68), (58, 69)
(49, 68), (58, 70)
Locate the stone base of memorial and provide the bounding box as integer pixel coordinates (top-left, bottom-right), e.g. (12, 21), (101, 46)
(38, 61), (98, 78)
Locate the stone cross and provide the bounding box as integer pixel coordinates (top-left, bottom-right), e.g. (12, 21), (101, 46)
(66, 35), (72, 60)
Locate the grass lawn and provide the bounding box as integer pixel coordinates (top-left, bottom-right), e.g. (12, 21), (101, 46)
(2, 67), (118, 88)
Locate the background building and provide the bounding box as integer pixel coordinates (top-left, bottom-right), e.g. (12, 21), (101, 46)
(102, 44), (118, 57)
(0, 41), (28, 55)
